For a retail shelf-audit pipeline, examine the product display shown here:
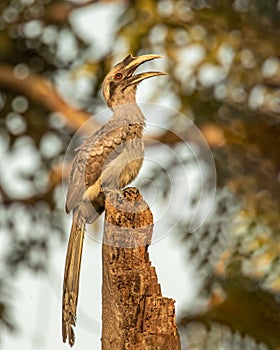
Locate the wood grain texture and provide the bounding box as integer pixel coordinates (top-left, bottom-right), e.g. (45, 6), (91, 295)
(102, 187), (181, 350)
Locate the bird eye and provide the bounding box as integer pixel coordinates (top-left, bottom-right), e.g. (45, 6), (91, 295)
(114, 72), (123, 80)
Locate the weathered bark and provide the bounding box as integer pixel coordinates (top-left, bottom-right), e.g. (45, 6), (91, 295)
(102, 187), (181, 350)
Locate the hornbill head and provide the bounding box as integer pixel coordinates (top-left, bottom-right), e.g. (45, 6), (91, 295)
(102, 54), (165, 108)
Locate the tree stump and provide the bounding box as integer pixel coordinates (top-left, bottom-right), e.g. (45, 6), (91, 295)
(102, 187), (181, 350)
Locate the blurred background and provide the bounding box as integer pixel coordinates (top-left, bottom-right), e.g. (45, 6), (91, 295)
(1, 0), (280, 349)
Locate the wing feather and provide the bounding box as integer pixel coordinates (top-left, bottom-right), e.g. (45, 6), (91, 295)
(66, 120), (142, 213)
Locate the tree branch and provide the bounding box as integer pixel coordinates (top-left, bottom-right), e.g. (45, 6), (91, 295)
(0, 64), (98, 132)
(102, 187), (181, 350)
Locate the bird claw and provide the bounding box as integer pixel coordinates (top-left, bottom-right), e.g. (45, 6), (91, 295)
(102, 186), (123, 197)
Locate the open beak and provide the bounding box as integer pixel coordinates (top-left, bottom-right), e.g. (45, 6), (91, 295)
(123, 54), (166, 85)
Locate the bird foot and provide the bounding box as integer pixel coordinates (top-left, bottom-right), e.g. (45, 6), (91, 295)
(102, 186), (123, 198)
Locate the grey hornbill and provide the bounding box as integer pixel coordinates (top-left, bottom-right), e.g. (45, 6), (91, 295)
(62, 54), (165, 346)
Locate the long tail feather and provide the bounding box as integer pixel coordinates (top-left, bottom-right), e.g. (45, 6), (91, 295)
(62, 209), (85, 347)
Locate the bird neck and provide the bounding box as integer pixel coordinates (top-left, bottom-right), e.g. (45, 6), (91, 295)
(112, 103), (146, 127)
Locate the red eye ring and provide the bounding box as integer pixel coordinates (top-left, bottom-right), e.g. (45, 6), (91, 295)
(114, 72), (123, 80)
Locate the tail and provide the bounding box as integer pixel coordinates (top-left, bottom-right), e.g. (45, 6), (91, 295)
(62, 209), (85, 347)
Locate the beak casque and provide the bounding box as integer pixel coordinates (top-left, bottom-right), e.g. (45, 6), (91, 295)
(123, 54), (166, 85)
